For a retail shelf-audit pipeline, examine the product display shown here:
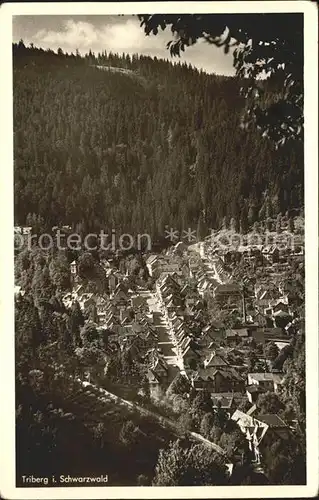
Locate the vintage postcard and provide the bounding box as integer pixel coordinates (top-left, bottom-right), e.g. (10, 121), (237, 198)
(0, 1), (318, 498)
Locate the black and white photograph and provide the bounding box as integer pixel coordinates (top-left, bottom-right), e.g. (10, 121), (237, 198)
(0, 1), (318, 498)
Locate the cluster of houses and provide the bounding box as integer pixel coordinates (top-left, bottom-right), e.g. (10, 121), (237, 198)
(146, 248), (190, 279)
(231, 407), (290, 465)
(154, 269), (291, 397)
(63, 279), (158, 348)
(12, 217), (304, 479)
(57, 232), (304, 469)
(254, 285), (293, 330)
(149, 255), (297, 468)
(62, 238), (300, 392)
(14, 225), (32, 248)
(205, 225), (303, 255)
(14, 225), (32, 236)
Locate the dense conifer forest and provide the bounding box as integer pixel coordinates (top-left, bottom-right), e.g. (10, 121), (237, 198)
(13, 41), (303, 238)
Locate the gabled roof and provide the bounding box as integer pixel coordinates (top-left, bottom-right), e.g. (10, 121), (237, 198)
(114, 281), (129, 292)
(248, 372), (284, 383)
(226, 328), (248, 338)
(152, 356), (168, 373)
(180, 284), (189, 294)
(146, 254), (159, 266)
(104, 302), (115, 311)
(194, 311), (203, 320)
(194, 366), (243, 382)
(193, 367), (218, 381)
(146, 369), (161, 383)
(218, 368), (243, 382)
(177, 333), (189, 345)
(194, 299), (204, 308)
(203, 321), (224, 332)
(231, 409), (251, 422)
(158, 273), (180, 287)
(141, 328), (157, 340)
(176, 322), (185, 332)
(246, 385), (266, 394)
(179, 336), (191, 350)
(121, 316), (131, 325)
(204, 352), (228, 368)
(113, 288), (129, 298)
(106, 314), (120, 326)
(182, 344), (199, 358)
(175, 329), (185, 340)
(247, 404), (257, 416)
(256, 414), (288, 428)
(211, 394), (234, 409)
(273, 310), (290, 317)
(215, 284), (241, 294)
(257, 326), (283, 334)
(259, 289), (273, 300)
(197, 270), (206, 279)
(270, 296), (288, 306)
(172, 319), (182, 328)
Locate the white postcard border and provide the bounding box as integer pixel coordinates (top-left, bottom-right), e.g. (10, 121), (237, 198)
(0, 2), (318, 499)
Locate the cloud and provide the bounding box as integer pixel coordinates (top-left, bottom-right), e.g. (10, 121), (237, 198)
(18, 17), (235, 75)
(32, 19), (172, 54)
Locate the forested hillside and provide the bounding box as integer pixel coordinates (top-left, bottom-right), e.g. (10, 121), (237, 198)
(13, 41), (303, 237)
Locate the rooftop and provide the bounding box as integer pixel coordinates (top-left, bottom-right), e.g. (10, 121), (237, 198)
(215, 284), (241, 293)
(256, 414), (288, 428)
(248, 372), (284, 383)
(226, 328), (249, 338)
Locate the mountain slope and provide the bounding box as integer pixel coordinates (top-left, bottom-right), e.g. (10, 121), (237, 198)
(13, 42), (303, 237)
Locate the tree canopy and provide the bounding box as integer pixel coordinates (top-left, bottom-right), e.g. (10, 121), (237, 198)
(138, 13), (303, 147)
(153, 440), (227, 486)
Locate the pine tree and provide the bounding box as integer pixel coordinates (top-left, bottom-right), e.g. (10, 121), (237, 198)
(230, 217), (239, 233)
(153, 440), (227, 486)
(288, 217), (295, 233)
(69, 301), (84, 346)
(196, 213), (207, 241)
(240, 208), (249, 234)
(247, 204), (255, 227)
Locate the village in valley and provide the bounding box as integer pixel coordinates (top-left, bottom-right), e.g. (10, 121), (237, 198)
(12, 13), (309, 486)
(14, 210), (305, 481)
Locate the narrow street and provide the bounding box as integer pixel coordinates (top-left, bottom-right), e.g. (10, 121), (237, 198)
(138, 288), (184, 372)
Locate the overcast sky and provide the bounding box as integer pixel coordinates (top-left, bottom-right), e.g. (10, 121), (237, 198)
(13, 15), (236, 76)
